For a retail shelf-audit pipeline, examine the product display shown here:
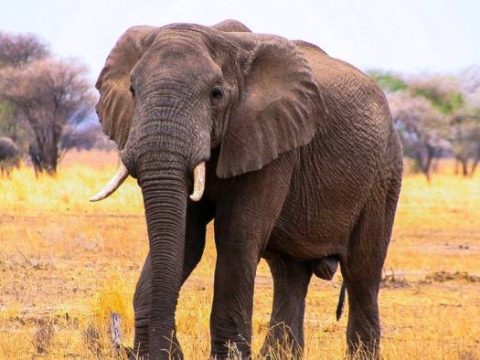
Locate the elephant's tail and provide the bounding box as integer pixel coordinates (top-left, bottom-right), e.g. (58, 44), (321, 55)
(336, 281), (347, 321)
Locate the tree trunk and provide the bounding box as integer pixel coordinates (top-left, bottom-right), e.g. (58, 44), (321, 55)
(420, 146), (435, 184)
(461, 159), (469, 177)
(29, 131), (59, 175)
(470, 154), (480, 177)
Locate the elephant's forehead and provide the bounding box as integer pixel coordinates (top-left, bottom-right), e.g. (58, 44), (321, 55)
(133, 40), (221, 86)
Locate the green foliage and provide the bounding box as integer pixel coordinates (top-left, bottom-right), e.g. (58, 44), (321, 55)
(0, 101), (31, 151)
(413, 87), (464, 115)
(368, 71), (408, 92)
(0, 101), (14, 135)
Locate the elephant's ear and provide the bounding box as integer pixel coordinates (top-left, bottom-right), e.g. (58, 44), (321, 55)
(216, 33), (323, 178)
(95, 26), (158, 149)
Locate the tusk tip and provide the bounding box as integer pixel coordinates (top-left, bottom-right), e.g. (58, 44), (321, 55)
(189, 192), (202, 202)
(89, 194), (104, 202)
(89, 163), (129, 203)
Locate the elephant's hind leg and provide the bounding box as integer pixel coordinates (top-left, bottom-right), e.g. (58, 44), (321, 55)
(341, 176), (401, 359)
(260, 255), (312, 359)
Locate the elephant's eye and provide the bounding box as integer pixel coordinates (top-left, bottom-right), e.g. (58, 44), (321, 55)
(211, 86), (223, 103)
(130, 85), (135, 96)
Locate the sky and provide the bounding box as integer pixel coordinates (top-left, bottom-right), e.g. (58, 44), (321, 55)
(1, 0), (479, 82)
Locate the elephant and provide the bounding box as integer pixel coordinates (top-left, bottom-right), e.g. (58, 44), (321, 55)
(90, 19), (403, 359)
(0, 136), (20, 176)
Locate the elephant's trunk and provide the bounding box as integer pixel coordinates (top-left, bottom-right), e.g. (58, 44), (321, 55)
(138, 160), (188, 358)
(131, 98), (208, 357)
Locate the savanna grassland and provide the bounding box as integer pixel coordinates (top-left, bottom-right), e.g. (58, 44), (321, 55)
(0, 151), (479, 359)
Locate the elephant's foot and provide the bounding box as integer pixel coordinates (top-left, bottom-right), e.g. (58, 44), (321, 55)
(311, 256), (339, 280)
(133, 320), (184, 360)
(211, 334), (252, 360)
(347, 340), (380, 360)
(132, 320), (149, 359)
(260, 323), (303, 359)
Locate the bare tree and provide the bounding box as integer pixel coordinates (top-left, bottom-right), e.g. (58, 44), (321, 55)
(0, 58), (95, 174)
(0, 32), (49, 67)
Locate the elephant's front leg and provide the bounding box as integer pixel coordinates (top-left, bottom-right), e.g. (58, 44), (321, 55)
(210, 156), (294, 359)
(132, 202), (212, 358)
(210, 233), (259, 359)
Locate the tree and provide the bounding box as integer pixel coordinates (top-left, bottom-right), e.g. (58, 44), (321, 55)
(0, 32), (50, 150)
(449, 114), (480, 176)
(0, 58), (95, 174)
(388, 92), (449, 181)
(409, 76), (464, 115)
(0, 31), (49, 67)
(372, 70), (480, 180)
(459, 66), (480, 108)
(368, 71), (408, 93)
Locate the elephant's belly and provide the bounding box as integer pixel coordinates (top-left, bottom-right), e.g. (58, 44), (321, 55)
(266, 217), (347, 260)
(262, 134), (380, 260)
(266, 190), (363, 261)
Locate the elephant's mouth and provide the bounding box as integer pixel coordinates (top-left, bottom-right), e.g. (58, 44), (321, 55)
(89, 160), (206, 202)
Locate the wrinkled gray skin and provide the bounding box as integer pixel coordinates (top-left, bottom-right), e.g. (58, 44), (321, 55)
(94, 19), (402, 359)
(0, 137), (20, 176)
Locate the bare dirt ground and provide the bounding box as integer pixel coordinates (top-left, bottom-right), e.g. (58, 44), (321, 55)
(1, 151), (479, 359)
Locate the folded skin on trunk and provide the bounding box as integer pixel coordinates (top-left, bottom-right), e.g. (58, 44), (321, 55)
(138, 161), (188, 358)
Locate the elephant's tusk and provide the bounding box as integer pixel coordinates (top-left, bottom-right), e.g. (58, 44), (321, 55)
(189, 162), (206, 202)
(89, 163), (129, 202)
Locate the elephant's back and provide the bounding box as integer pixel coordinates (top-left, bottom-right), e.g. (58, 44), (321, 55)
(295, 42), (394, 149)
(296, 40), (400, 180)
(0, 137), (19, 158)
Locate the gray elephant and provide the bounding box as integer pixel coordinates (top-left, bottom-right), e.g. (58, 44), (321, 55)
(0, 136), (20, 176)
(90, 19), (402, 359)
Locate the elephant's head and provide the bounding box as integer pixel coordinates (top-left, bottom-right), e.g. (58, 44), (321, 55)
(91, 20), (323, 355)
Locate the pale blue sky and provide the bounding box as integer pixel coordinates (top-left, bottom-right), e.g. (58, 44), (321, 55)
(1, 0), (478, 81)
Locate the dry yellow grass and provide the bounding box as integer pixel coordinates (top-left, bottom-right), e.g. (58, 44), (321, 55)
(0, 151), (479, 359)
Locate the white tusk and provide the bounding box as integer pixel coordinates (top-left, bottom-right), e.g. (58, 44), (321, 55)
(89, 163), (129, 202)
(189, 162), (206, 202)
